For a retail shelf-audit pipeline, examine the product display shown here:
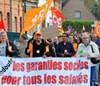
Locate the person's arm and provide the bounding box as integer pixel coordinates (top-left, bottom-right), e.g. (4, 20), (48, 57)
(69, 43), (75, 57)
(56, 43), (64, 57)
(64, 43), (75, 57)
(44, 44), (50, 57)
(6, 42), (14, 57)
(75, 44), (81, 57)
(90, 43), (100, 57)
(8, 45), (13, 53)
(28, 42), (33, 57)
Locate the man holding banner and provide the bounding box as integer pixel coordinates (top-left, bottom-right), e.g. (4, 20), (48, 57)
(0, 20), (14, 57)
(57, 34), (75, 57)
(27, 31), (48, 57)
(76, 31), (100, 86)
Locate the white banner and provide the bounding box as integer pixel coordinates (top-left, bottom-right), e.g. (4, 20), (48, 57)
(0, 57), (91, 86)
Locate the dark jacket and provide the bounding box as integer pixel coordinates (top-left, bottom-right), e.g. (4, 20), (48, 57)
(45, 43), (56, 57)
(57, 41), (75, 57)
(32, 39), (47, 57)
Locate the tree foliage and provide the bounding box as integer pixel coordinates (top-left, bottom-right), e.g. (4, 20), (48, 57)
(90, 0), (100, 20)
(62, 20), (93, 32)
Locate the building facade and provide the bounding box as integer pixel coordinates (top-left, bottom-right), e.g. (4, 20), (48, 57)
(0, 0), (38, 33)
(62, 0), (96, 20)
(0, 0), (61, 34)
(0, 0), (23, 33)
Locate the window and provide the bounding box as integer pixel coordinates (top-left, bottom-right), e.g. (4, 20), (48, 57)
(75, 10), (81, 19)
(20, 17), (22, 32)
(0, 11), (3, 20)
(15, 17), (17, 32)
(7, 12), (10, 31)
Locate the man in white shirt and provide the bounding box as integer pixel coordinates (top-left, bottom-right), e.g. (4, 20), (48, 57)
(76, 32), (99, 57)
(76, 32), (100, 86)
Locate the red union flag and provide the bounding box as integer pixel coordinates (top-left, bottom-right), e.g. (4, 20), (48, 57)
(0, 20), (5, 32)
(51, 7), (64, 28)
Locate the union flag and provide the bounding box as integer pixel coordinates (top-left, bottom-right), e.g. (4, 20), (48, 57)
(0, 20), (5, 31)
(51, 7), (64, 28)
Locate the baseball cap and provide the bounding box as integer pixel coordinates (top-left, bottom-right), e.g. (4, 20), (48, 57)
(35, 31), (42, 36)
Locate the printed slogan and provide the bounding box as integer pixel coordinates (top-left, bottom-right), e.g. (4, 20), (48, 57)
(0, 57), (91, 86)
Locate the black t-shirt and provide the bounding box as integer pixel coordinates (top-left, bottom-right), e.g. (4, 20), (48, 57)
(32, 39), (46, 57)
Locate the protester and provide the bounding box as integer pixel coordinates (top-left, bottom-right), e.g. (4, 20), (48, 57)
(53, 37), (58, 56)
(76, 31), (100, 86)
(19, 35), (27, 57)
(45, 38), (56, 57)
(90, 33), (100, 51)
(25, 31), (36, 56)
(76, 32), (99, 57)
(57, 34), (75, 57)
(69, 35), (78, 52)
(53, 37), (58, 50)
(0, 31), (14, 57)
(57, 35), (63, 43)
(27, 31), (48, 57)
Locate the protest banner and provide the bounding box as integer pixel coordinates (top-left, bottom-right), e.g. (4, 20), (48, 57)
(0, 56), (91, 86)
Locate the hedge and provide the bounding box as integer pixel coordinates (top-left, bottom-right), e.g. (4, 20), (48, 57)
(62, 20), (94, 32)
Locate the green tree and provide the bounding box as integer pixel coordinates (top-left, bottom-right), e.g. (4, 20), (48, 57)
(90, 0), (100, 20)
(84, 0), (100, 20)
(62, 20), (93, 32)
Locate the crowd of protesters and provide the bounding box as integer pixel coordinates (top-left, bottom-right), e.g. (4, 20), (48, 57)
(21, 31), (100, 58)
(0, 30), (99, 58)
(0, 29), (100, 86)
(23, 30), (100, 86)
(23, 30), (99, 85)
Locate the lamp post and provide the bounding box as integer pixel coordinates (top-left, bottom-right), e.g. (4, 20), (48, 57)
(22, 0), (26, 34)
(23, 0), (26, 13)
(10, 0), (12, 32)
